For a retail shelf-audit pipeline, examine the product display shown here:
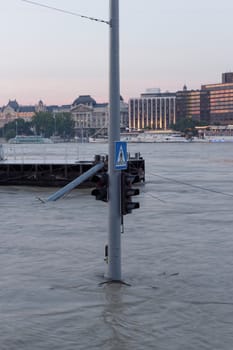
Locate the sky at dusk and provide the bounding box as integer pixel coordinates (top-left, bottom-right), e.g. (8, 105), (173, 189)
(1, 0), (233, 106)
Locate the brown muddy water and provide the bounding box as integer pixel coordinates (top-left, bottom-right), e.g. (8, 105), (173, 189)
(1, 142), (233, 349)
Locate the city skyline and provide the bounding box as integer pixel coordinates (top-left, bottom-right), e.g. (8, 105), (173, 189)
(1, 0), (233, 105)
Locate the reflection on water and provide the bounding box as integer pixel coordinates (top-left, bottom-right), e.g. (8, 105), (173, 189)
(1, 143), (233, 349)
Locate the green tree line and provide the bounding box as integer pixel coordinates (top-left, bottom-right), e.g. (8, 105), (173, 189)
(0, 112), (75, 140)
(169, 117), (208, 137)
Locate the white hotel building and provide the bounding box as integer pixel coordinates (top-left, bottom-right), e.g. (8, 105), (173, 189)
(129, 89), (176, 130)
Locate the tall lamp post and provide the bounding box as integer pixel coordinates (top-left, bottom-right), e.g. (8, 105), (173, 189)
(108, 0), (121, 281)
(20, 0), (122, 282)
(15, 119), (18, 137)
(53, 113), (57, 136)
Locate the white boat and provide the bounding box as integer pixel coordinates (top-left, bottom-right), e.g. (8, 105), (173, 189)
(88, 136), (108, 143)
(88, 132), (190, 143)
(8, 135), (53, 144)
(121, 132), (189, 143)
(89, 131), (233, 144)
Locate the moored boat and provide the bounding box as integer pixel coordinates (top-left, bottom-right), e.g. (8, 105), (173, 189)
(120, 131), (189, 143)
(8, 135), (53, 144)
(88, 136), (108, 143)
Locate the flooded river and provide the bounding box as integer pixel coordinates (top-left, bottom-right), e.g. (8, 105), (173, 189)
(1, 142), (233, 349)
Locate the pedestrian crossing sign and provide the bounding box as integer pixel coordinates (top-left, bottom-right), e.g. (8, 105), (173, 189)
(115, 141), (127, 170)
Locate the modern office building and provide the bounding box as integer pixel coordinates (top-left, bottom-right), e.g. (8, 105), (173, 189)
(200, 73), (233, 125)
(176, 86), (201, 122)
(176, 73), (233, 125)
(222, 72), (233, 84)
(129, 89), (176, 130)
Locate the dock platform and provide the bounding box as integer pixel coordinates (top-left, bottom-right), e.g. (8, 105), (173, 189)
(0, 153), (145, 187)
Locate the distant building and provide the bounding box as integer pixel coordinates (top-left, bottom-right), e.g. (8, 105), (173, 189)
(70, 95), (128, 136)
(18, 106), (36, 122)
(0, 100), (18, 126)
(0, 96), (128, 135)
(70, 95), (107, 136)
(176, 73), (233, 125)
(129, 89), (176, 130)
(35, 100), (47, 113)
(176, 86), (201, 122)
(51, 105), (71, 114)
(222, 72), (233, 84)
(0, 99), (47, 127)
(201, 73), (233, 125)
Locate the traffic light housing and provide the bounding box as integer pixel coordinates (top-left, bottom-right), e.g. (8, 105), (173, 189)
(91, 172), (108, 202)
(121, 172), (140, 215)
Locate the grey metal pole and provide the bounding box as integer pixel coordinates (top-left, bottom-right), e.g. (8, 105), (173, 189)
(46, 162), (105, 202)
(108, 0), (121, 281)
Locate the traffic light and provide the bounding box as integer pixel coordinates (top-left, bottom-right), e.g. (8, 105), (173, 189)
(91, 172), (108, 202)
(121, 172), (140, 215)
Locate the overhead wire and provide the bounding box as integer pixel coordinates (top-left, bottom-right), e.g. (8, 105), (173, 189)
(144, 192), (167, 203)
(149, 172), (233, 199)
(20, 0), (110, 25)
(19, 2), (232, 202)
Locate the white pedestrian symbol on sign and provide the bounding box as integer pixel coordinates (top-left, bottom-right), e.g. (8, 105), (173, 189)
(115, 141), (127, 170)
(117, 145), (126, 165)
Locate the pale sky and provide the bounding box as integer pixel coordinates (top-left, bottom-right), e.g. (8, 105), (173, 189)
(1, 0), (233, 106)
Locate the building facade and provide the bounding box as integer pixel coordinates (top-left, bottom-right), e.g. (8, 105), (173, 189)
(0, 99), (46, 128)
(0, 96), (128, 135)
(176, 73), (233, 125)
(201, 73), (233, 125)
(129, 89), (176, 130)
(176, 86), (201, 122)
(70, 95), (128, 136)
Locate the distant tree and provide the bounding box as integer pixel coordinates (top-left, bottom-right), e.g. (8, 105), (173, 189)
(16, 118), (33, 135)
(1, 113), (75, 141)
(4, 129), (16, 141)
(54, 113), (75, 138)
(169, 117), (208, 137)
(31, 111), (75, 138)
(1, 118), (33, 140)
(31, 112), (54, 137)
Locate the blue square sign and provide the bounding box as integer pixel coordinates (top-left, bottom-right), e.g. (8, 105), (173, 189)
(115, 141), (127, 170)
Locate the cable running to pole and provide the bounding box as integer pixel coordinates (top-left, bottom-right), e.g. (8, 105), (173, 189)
(20, 0), (110, 25)
(150, 172), (233, 198)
